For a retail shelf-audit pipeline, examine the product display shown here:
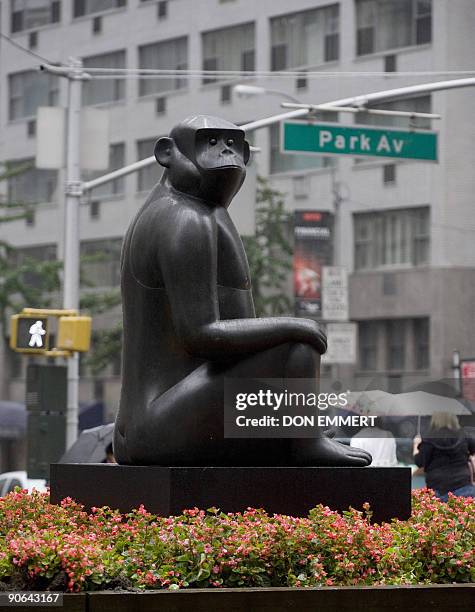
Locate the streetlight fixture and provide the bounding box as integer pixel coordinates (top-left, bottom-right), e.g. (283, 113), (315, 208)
(233, 84), (302, 105)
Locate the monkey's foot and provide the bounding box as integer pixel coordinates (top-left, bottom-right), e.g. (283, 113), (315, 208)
(292, 436), (372, 467)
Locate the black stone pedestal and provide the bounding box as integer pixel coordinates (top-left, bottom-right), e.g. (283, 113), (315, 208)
(50, 464), (411, 522)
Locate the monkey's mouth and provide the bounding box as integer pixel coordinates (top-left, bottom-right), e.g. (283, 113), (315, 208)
(214, 164), (241, 169)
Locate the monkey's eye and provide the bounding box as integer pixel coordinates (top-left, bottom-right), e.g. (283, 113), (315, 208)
(227, 138), (234, 146)
(209, 137), (217, 146)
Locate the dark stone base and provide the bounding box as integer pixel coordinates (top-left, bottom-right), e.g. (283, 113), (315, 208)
(8, 585), (475, 612)
(50, 464), (411, 522)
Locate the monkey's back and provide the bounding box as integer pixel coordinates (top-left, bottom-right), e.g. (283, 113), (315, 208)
(115, 183), (205, 451)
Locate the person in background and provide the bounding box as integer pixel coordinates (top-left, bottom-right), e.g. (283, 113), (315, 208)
(350, 417), (398, 467)
(413, 413), (475, 502)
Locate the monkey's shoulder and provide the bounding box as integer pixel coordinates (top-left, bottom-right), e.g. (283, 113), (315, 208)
(136, 190), (215, 239)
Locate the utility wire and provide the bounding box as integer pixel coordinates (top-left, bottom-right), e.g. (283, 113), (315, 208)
(82, 68), (475, 79)
(0, 31), (60, 65)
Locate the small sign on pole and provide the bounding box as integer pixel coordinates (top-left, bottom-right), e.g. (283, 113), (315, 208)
(322, 322), (357, 364)
(322, 266), (348, 321)
(80, 108), (110, 171)
(36, 107), (65, 169)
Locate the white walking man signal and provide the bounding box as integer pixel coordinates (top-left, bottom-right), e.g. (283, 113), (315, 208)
(29, 320), (46, 347)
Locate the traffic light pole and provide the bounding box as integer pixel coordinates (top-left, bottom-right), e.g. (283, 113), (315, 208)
(63, 59), (84, 449)
(41, 59), (86, 448)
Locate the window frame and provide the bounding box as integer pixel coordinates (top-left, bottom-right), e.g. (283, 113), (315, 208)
(10, 0), (61, 34)
(353, 207), (430, 272)
(84, 143), (126, 199)
(6, 158), (59, 206)
(201, 21), (256, 85)
(8, 70), (59, 122)
(355, 0), (432, 57)
(73, 0), (126, 19)
(138, 37), (189, 98)
(270, 4), (340, 71)
(82, 50), (127, 106)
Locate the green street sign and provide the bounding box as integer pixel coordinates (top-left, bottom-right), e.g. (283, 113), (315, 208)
(282, 121), (438, 162)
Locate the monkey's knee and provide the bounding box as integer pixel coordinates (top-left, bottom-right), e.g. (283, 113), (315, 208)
(285, 342), (320, 378)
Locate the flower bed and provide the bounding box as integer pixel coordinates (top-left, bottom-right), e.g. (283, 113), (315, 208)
(0, 489), (473, 593)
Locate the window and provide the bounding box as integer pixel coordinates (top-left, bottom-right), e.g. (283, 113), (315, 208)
(359, 318), (429, 372)
(73, 0), (125, 18)
(155, 97), (166, 115)
(80, 238), (122, 287)
(202, 22), (255, 84)
(270, 5), (339, 70)
(157, 0), (167, 19)
(9, 70), (59, 120)
(221, 84), (231, 104)
(354, 207), (430, 271)
(138, 37), (188, 96)
(11, 0), (60, 33)
(384, 54), (396, 72)
(412, 207), (430, 265)
(359, 321), (378, 371)
(90, 200), (100, 219)
(7, 159), (58, 205)
(387, 319), (405, 370)
(82, 51), (126, 105)
(137, 138), (161, 192)
(414, 318), (429, 369)
(383, 164), (396, 184)
(84, 143), (125, 198)
(29, 31), (38, 49)
(92, 15), (102, 33)
(270, 115), (336, 174)
(356, 0), (431, 56)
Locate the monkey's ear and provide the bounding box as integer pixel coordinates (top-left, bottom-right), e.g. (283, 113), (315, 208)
(154, 137), (174, 168)
(243, 140), (250, 166)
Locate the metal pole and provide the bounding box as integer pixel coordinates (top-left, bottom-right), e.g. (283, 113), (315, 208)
(63, 58), (83, 448)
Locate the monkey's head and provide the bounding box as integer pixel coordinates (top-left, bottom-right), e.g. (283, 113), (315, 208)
(155, 115), (250, 207)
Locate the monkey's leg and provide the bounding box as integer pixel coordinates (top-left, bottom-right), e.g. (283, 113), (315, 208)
(128, 342), (371, 466)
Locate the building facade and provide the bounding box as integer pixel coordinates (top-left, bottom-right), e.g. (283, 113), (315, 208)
(0, 0), (474, 420)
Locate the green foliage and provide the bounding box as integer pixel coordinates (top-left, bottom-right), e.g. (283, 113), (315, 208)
(0, 489), (473, 592)
(242, 176), (293, 317)
(84, 324), (122, 376)
(79, 275), (122, 375)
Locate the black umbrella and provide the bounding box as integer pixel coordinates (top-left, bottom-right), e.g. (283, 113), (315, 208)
(0, 402), (27, 439)
(59, 423), (114, 463)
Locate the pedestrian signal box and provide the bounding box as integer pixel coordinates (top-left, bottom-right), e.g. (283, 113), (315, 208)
(10, 315), (49, 354)
(57, 316), (92, 352)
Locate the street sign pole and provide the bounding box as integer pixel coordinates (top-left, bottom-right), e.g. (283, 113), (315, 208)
(63, 59), (84, 449)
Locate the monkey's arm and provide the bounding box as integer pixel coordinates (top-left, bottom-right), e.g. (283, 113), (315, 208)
(160, 210), (326, 359)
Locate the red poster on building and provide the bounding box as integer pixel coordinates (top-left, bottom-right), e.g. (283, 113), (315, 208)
(461, 360), (475, 402)
(293, 211), (333, 317)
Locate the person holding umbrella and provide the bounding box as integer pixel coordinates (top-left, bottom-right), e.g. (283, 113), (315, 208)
(413, 413), (475, 502)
